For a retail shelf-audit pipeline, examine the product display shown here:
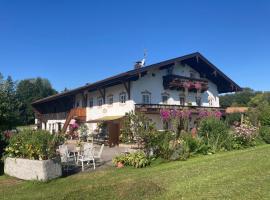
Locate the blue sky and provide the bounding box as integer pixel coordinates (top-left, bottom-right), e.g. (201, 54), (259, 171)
(0, 0), (269, 92)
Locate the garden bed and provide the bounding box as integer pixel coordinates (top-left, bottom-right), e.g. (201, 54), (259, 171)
(4, 157), (62, 181)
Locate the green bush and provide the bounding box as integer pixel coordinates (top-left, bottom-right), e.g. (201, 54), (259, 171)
(5, 129), (63, 160)
(112, 151), (151, 168)
(225, 113), (242, 125)
(258, 106), (270, 126)
(0, 133), (8, 159)
(259, 126), (270, 144)
(198, 117), (232, 152)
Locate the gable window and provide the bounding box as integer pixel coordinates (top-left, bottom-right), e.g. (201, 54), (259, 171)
(179, 93), (185, 106)
(107, 94), (114, 105)
(89, 97), (94, 108)
(119, 92), (126, 104)
(161, 92), (169, 104)
(142, 90), (151, 104)
(97, 97), (103, 106)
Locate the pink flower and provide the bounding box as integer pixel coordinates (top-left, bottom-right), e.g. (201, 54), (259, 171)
(160, 109), (171, 121)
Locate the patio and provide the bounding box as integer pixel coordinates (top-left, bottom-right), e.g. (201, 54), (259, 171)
(61, 141), (134, 173)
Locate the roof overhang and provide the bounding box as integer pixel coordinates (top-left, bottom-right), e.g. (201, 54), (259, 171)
(32, 52), (242, 106)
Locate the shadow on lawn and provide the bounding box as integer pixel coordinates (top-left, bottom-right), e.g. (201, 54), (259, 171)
(0, 161), (4, 175)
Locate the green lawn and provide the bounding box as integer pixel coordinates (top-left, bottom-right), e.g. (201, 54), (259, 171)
(1, 145), (270, 200)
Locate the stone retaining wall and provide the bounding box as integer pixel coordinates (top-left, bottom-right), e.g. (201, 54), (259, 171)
(4, 157), (62, 181)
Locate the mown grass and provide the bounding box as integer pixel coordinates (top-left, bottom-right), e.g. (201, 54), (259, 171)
(1, 145), (270, 200)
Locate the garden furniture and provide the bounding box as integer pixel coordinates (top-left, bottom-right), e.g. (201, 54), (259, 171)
(77, 146), (95, 171)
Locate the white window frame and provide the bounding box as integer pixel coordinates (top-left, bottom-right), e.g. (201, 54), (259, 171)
(119, 92), (127, 104)
(97, 97), (103, 106)
(89, 97), (94, 108)
(107, 94), (114, 105)
(142, 90), (151, 104)
(161, 92), (169, 104)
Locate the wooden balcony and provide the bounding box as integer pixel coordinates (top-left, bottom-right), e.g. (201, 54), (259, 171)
(135, 104), (224, 114)
(163, 74), (208, 92)
(38, 112), (68, 121)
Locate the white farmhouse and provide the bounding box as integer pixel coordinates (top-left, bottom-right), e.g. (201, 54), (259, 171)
(32, 52), (241, 146)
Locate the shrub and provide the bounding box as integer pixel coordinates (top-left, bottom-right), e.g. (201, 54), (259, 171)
(232, 119), (258, 148)
(0, 132), (8, 159)
(259, 106), (270, 126)
(259, 126), (270, 144)
(225, 113), (242, 126)
(112, 151), (150, 168)
(5, 129), (63, 160)
(198, 117), (231, 152)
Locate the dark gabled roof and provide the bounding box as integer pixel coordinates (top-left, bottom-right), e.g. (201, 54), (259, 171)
(32, 52), (241, 105)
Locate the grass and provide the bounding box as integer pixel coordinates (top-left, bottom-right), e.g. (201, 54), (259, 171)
(1, 145), (270, 200)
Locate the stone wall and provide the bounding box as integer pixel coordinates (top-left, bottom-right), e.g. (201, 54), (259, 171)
(4, 157), (62, 181)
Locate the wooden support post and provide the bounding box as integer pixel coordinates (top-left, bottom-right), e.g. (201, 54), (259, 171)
(122, 80), (131, 100)
(98, 88), (106, 103)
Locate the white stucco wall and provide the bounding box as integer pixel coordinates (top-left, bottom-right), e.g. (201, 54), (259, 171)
(130, 63), (220, 107)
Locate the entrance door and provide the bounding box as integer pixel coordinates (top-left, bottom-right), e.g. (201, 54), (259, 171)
(108, 122), (120, 147)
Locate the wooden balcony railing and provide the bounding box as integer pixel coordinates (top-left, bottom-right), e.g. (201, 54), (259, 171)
(163, 74), (208, 92)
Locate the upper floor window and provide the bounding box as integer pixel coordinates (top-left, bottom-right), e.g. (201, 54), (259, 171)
(107, 94), (114, 105)
(76, 100), (80, 108)
(97, 97), (103, 106)
(190, 70), (196, 78)
(119, 92), (126, 104)
(208, 96), (214, 107)
(161, 92), (169, 104)
(196, 97), (201, 106)
(142, 90), (151, 104)
(89, 97), (94, 108)
(179, 93), (185, 106)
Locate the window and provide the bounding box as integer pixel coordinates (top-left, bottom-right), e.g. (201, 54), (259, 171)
(208, 96), (214, 107)
(142, 90), (151, 104)
(179, 93), (185, 106)
(196, 97), (201, 106)
(89, 97), (94, 107)
(119, 92), (126, 103)
(161, 92), (169, 104)
(190, 70), (196, 78)
(107, 95), (114, 105)
(97, 97), (103, 106)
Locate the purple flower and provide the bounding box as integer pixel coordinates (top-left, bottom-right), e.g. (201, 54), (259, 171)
(160, 109), (171, 121)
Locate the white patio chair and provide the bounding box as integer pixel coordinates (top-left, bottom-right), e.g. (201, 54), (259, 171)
(83, 142), (93, 151)
(59, 145), (76, 171)
(94, 144), (104, 162)
(77, 146), (95, 171)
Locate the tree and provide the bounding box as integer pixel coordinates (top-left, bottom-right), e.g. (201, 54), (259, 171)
(0, 74), (20, 131)
(17, 78), (57, 125)
(219, 88), (257, 107)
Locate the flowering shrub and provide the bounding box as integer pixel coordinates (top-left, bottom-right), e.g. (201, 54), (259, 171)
(232, 119), (258, 148)
(198, 110), (222, 119)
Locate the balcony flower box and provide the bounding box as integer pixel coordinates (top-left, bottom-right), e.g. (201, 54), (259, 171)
(4, 157), (62, 181)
